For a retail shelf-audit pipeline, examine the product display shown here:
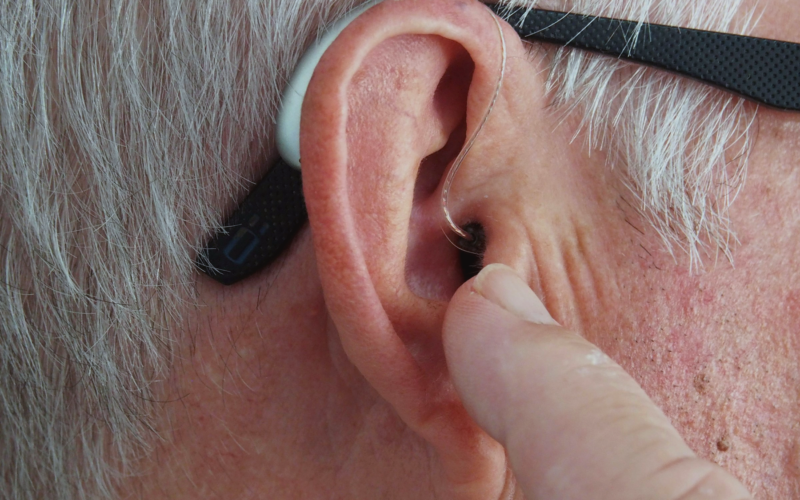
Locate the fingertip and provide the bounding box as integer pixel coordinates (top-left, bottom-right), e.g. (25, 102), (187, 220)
(443, 266), (545, 440)
(472, 264), (556, 325)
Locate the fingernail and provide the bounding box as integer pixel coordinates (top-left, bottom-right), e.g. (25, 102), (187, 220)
(472, 263), (557, 325)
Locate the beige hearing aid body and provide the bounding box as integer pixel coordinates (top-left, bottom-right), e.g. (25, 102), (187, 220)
(276, 0), (384, 169)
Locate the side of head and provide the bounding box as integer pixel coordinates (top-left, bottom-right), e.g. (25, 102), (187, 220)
(3, 0), (797, 498)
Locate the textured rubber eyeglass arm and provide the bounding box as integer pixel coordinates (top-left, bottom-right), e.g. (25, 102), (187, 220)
(486, 5), (800, 111)
(196, 159), (307, 285)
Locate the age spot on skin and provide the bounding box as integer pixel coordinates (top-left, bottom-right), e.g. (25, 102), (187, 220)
(694, 372), (711, 394)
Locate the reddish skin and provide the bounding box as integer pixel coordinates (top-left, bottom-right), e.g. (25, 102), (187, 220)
(125, 0), (800, 498)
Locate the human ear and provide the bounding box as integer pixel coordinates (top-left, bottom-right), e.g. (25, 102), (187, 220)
(301, 0), (542, 496)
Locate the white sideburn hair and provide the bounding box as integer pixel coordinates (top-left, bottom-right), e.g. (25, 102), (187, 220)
(0, 0), (754, 498)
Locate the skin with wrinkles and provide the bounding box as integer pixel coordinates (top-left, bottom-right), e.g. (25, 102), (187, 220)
(125, 0), (800, 498)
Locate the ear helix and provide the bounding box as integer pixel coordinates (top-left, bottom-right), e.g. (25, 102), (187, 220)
(277, 0), (506, 246)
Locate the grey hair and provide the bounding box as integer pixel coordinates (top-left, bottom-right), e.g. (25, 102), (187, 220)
(0, 0), (755, 498)
(523, 0), (758, 265)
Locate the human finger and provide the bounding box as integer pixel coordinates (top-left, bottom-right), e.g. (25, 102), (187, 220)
(443, 263), (752, 500)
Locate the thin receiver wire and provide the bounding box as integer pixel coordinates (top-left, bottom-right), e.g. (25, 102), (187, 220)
(441, 11), (507, 241)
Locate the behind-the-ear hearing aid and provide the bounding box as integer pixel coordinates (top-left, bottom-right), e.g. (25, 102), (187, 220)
(198, 2), (800, 286)
(276, 0), (383, 170)
(197, 0), (385, 285)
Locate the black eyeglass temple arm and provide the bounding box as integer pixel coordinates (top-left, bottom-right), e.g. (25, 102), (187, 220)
(485, 5), (800, 111)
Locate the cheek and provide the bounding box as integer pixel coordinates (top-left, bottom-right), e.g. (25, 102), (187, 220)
(584, 242), (800, 489)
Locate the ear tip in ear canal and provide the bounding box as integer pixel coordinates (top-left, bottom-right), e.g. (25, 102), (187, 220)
(458, 222), (486, 281)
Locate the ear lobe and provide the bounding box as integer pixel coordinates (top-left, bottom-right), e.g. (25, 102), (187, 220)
(300, 0), (520, 495)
